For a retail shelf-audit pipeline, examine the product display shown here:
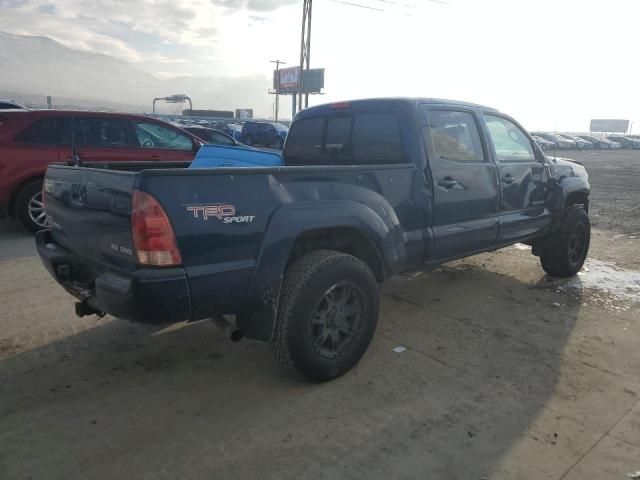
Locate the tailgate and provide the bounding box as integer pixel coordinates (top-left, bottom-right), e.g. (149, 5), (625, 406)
(44, 164), (138, 271)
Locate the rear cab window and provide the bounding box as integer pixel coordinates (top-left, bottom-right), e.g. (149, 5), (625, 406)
(284, 116), (326, 165)
(284, 110), (406, 166)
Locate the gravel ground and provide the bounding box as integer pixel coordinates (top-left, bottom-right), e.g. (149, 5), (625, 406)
(0, 150), (639, 480)
(553, 149), (640, 234)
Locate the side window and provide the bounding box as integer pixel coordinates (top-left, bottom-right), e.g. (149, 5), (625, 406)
(14, 117), (72, 145)
(283, 116), (327, 165)
(484, 115), (535, 162)
(325, 116), (352, 163)
(427, 110), (485, 162)
(351, 113), (404, 164)
(79, 117), (135, 147)
(134, 122), (193, 150)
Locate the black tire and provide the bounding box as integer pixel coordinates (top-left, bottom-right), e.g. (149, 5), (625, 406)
(244, 135), (254, 146)
(539, 207), (590, 278)
(272, 137), (284, 150)
(271, 250), (379, 382)
(14, 180), (47, 233)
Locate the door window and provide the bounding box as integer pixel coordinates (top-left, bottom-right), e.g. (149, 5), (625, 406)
(427, 110), (485, 162)
(484, 115), (535, 162)
(14, 117), (72, 145)
(134, 121), (194, 150)
(79, 117), (136, 147)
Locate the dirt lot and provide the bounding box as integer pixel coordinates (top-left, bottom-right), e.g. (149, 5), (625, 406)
(558, 149), (640, 235)
(1, 150), (639, 480)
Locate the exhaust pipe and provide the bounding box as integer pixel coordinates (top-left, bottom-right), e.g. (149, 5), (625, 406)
(211, 317), (243, 342)
(75, 300), (105, 318)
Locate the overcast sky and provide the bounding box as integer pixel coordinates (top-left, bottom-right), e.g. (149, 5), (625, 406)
(1, 0), (639, 130)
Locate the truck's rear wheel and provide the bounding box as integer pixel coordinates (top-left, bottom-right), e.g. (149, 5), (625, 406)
(15, 180), (48, 233)
(539, 206), (590, 278)
(271, 250), (379, 382)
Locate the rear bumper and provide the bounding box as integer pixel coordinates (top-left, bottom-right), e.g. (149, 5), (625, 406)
(36, 230), (191, 323)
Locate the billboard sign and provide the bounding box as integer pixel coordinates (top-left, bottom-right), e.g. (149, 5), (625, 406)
(303, 68), (325, 93)
(590, 119), (630, 133)
(273, 67), (325, 94)
(278, 67), (301, 89)
(235, 109), (253, 119)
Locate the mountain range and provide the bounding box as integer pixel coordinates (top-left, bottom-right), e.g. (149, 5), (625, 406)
(0, 31), (273, 116)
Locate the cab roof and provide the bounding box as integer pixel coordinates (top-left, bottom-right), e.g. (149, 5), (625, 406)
(296, 97), (499, 120)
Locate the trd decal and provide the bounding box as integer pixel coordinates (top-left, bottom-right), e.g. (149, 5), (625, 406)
(186, 204), (255, 224)
(187, 204), (236, 220)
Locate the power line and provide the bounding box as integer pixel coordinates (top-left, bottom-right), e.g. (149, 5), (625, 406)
(328, 0), (384, 11)
(330, 0), (448, 12)
(374, 0), (449, 6)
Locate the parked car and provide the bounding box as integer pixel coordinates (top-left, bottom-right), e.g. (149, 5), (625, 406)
(532, 135), (556, 150)
(606, 136), (640, 149)
(576, 135), (608, 149)
(0, 110), (203, 232)
(212, 122), (244, 141)
(559, 134), (592, 150)
(0, 100), (28, 110)
(37, 97), (590, 382)
(241, 121), (288, 149)
(534, 133), (574, 149)
(182, 126), (247, 147)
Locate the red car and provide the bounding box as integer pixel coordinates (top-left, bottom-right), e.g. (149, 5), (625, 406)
(0, 110), (202, 232)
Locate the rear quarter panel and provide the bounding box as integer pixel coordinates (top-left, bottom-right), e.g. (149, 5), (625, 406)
(138, 163), (426, 330)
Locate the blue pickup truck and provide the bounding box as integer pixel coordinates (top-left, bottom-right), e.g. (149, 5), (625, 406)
(36, 98), (590, 381)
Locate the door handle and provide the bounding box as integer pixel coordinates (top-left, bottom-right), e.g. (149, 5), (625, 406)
(437, 178), (459, 189)
(501, 174), (514, 184)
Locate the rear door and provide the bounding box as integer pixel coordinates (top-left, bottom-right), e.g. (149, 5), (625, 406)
(131, 120), (196, 161)
(60, 116), (141, 163)
(10, 115), (70, 164)
(423, 107), (500, 259)
(482, 113), (550, 242)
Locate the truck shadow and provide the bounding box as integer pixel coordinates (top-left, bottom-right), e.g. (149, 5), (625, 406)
(0, 258), (586, 479)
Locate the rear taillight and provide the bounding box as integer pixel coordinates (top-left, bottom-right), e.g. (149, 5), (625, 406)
(131, 189), (182, 266)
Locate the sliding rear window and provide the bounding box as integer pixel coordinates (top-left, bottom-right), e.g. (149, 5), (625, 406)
(284, 111), (405, 165)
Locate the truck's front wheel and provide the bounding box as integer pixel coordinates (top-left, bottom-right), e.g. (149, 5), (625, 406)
(271, 250), (379, 382)
(539, 206), (590, 278)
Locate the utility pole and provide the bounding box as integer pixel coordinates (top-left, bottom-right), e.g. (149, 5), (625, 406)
(269, 59), (286, 122)
(298, 0), (312, 111)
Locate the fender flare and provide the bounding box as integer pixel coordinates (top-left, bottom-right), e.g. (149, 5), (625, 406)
(547, 177), (590, 213)
(236, 200), (407, 341)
